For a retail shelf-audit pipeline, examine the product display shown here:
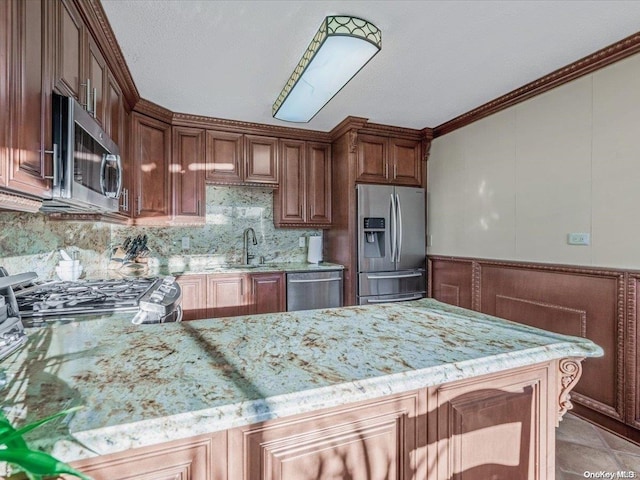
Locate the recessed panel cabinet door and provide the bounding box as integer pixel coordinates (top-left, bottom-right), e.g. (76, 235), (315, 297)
(86, 35), (107, 127)
(207, 274), (250, 317)
(176, 274), (207, 321)
(206, 130), (244, 184)
(275, 139), (305, 225)
(390, 138), (422, 186)
(306, 142), (331, 225)
(228, 392), (423, 480)
(356, 134), (388, 184)
(55, 0), (83, 100)
(172, 126), (205, 221)
(131, 113), (171, 219)
(250, 273), (285, 314)
(245, 134), (278, 184)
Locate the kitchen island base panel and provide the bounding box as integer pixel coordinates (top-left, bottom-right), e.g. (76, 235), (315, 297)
(66, 358), (579, 480)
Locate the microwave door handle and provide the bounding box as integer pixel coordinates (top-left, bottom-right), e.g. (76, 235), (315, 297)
(100, 154), (108, 195)
(114, 155), (123, 199)
(396, 193), (402, 263)
(390, 194), (396, 262)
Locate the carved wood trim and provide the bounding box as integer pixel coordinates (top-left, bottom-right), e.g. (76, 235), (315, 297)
(74, 0), (140, 109)
(558, 358), (584, 424)
(0, 191), (42, 213)
(627, 273), (639, 428)
(133, 98), (173, 124)
(348, 129), (358, 153)
(174, 112), (332, 142)
(329, 116), (369, 140)
(471, 260), (482, 311)
(433, 31), (640, 137)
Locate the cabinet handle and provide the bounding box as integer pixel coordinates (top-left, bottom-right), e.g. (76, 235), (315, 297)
(385, 162), (389, 179)
(81, 79), (91, 112)
(92, 87), (97, 118)
(136, 195), (141, 216)
(394, 164), (397, 179)
(120, 188), (129, 211)
(41, 144), (59, 186)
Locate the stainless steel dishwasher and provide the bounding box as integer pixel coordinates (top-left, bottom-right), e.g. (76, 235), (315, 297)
(286, 270), (343, 311)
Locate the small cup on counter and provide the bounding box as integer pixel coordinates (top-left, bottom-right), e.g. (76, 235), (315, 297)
(56, 261), (83, 281)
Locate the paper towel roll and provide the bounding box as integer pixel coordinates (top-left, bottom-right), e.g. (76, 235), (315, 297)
(307, 236), (323, 264)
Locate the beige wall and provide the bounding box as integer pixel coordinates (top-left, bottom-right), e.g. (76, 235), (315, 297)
(427, 52), (640, 269)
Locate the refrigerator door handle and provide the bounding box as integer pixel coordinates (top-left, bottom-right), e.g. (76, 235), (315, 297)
(366, 272), (423, 280)
(390, 194), (396, 262)
(396, 193), (402, 263)
(367, 294), (423, 303)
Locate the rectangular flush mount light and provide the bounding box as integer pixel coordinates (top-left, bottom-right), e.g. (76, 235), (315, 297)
(272, 16), (382, 123)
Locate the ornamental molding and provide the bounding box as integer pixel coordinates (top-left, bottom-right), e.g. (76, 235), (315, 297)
(558, 357), (584, 424)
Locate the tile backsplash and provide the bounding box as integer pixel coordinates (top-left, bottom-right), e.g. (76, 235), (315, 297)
(0, 186), (319, 280)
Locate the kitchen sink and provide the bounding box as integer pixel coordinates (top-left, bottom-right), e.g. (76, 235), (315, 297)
(204, 264), (261, 270)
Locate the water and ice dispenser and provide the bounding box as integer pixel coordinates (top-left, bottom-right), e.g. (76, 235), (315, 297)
(363, 217), (385, 258)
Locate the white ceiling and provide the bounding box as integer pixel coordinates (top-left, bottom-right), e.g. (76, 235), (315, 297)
(101, 0), (640, 132)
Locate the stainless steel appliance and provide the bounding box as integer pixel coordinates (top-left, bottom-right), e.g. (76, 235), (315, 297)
(41, 93), (123, 214)
(0, 269), (37, 361)
(286, 270), (343, 311)
(9, 275), (182, 326)
(357, 184), (426, 304)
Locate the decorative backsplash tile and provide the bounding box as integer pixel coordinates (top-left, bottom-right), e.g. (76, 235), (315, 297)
(0, 186), (319, 280)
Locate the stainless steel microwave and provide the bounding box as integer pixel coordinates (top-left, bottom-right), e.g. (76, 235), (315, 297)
(41, 93), (122, 213)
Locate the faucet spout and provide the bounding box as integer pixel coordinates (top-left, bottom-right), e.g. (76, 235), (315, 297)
(242, 228), (258, 265)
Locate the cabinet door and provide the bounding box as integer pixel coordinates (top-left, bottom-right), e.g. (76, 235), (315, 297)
(274, 139), (305, 226)
(205, 130), (243, 184)
(390, 138), (422, 186)
(86, 35), (107, 127)
(131, 113), (171, 220)
(228, 391), (422, 480)
(306, 142), (331, 225)
(2, 0), (51, 196)
(54, 0), (84, 100)
(356, 134), (388, 184)
(176, 274), (207, 321)
(245, 135), (278, 184)
(429, 365), (551, 480)
(250, 273), (285, 314)
(172, 126), (205, 222)
(70, 432), (226, 480)
(207, 274), (250, 317)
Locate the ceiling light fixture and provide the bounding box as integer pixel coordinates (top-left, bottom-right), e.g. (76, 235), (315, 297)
(272, 15), (382, 123)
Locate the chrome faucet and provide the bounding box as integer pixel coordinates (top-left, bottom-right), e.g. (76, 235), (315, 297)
(242, 227), (257, 265)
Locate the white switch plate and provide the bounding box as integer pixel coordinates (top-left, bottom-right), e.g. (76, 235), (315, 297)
(299, 236), (306, 248)
(182, 236), (190, 250)
(567, 233), (590, 246)
(427, 235), (433, 247)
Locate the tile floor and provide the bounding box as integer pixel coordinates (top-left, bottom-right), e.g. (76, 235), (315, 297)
(557, 414), (640, 479)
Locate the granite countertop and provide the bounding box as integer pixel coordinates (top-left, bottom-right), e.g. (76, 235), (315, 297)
(166, 261), (344, 276)
(0, 298), (602, 464)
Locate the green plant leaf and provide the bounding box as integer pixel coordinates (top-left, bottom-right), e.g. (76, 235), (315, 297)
(0, 448), (92, 479)
(0, 406), (83, 446)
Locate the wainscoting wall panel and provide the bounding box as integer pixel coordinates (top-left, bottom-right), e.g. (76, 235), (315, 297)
(428, 255), (638, 444)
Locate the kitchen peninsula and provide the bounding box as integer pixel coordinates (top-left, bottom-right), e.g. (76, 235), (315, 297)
(0, 299), (601, 479)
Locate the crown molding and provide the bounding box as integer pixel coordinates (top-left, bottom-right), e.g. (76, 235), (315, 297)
(133, 98), (174, 124)
(75, 0), (140, 110)
(433, 31), (640, 138)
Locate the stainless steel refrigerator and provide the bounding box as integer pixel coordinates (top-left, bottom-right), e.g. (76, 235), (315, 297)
(357, 184), (426, 305)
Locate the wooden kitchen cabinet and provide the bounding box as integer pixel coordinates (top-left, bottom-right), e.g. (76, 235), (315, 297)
(356, 134), (422, 187)
(172, 126), (206, 223)
(206, 131), (278, 186)
(176, 274), (207, 321)
(130, 112), (171, 221)
(207, 274), (251, 318)
(228, 390), (422, 480)
(274, 140), (331, 227)
(250, 273), (285, 314)
(53, 0), (83, 100)
(85, 34), (107, 127)
(70, 432), (227, 480)
(0, 0), (52, 198)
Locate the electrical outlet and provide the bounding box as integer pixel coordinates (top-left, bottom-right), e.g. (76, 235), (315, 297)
(299, 236), (306, 248)
(567, 233), (590, 246)
(181, 236), (190, 250)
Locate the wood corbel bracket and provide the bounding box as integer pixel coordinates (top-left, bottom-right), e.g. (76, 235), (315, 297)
(557, 357), (585, 425)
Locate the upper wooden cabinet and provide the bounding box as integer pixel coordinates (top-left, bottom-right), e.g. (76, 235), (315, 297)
(274, 140), (331, 228)
(130, 112), (171, 221)
(172, 126), (206, 223)
(1, 0), (52, 198)
(206, 131), (278, 186)
(356, 133), (422, 187)
(54, 0), (83, 100)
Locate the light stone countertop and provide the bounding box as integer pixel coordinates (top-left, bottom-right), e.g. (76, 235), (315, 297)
(0, 299), (602, 464)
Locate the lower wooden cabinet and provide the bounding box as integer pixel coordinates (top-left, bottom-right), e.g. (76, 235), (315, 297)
(176, 272), (285, 320)
(66, 360), (568, 480)
(69, 432), (226, 480)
